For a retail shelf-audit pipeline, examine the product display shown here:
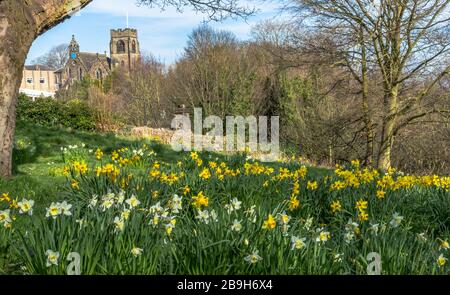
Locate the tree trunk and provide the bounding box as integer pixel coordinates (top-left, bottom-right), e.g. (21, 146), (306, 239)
(0, 3), (37, 178)
(359, 27), (374, 167)
(377, 85), (399, 171)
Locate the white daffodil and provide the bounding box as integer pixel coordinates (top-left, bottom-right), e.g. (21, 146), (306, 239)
(389, 212), (404, 228)
(291, 236), (306, 250)
(125, 194), (141, 209)
(89, 195), (98, 209)
(116, 190), (126, 204)
(370, 223), (379, 236)
(0, 209), (12, 226)
(171, 194), (183, 214)
(114, 216), (125, 232)
(344, 231), (355, 243)
(101, 195), (115, 211)
(279, 212), (291, 225)
(333, 253), (344, 263)
(18, 199), (35, 215)
(149, 214), (160, 227)
(225, 197), (242, 214)
(76, 218), (88, 229)
(231, 219), (243, 232)
(417, 232), (427, 242)
(437, 254), (447, 267)
(45, 202), (61, 219)
(196, 210), (210, 224)
(121, 209), (131, 220)
(149, 202), (163, 214)
(131, 247), (143, 257)
(244, 205), (256, 217)
(59, 201), (72, 216)
(210, 209), (219, 222)
(304, 217), (313, 230)
(244, 250), (262, 264)
(315, 229), (331, 243)
(45, 250), (60, 267)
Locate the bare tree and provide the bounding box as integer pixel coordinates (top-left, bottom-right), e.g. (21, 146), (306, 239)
(32, 43), (69, 70)
(0, 0), (254, 178)
(288, 0), (450, 170)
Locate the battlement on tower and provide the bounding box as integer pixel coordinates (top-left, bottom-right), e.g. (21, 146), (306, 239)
(110, 28), (138, 38)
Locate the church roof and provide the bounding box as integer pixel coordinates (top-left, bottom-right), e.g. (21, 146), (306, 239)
(78, 52), (110, 70)
(24, 64), (55, 71)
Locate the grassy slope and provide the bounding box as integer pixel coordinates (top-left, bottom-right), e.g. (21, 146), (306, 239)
(3, 122), (330, 206)
(1, 122), (182, 207)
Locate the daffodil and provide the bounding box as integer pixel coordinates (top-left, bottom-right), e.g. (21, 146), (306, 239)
(244, 250), (262, 264)
(316, 229), (331, 243)
(45, 250), (60, 267)
(376, 190), (386, 199)
(439, 239), (449, 251)
(307, 181), (318, 190)
(225, 197), (242, 214)
(279, 212), (291, 225)
(45, 202), (61, 219)
(0, 209), (12, 227)
(100, 195), (115, 211)
(231, 219), (243, 232)
(131, 247), (143, 257)
(59, 201), (72, 216)
(196, 209), (210, 224)
(291, 236), (306, 250)
(170, 194), (183, 213)
(330, 200), (342, 213)
(89, 195), (98, 208)
(114, 216), (125, 232)
(389, 212), (404, 228)
(262, 214), (276, 230)
(125, 194), (141, 209)
(191, 191), (209, 209)
(17, 199), (34, 215)
(437, 254), (447, 267)
(288, 196), (300, 211)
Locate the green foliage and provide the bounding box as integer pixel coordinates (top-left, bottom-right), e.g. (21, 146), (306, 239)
(16, 94), (96, 131)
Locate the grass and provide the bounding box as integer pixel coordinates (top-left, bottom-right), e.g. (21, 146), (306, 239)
(0, 122), (449, 275)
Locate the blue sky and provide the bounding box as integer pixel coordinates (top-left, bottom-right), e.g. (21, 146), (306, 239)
(27, 0), (282, 65)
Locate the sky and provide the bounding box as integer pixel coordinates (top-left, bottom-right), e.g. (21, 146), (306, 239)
(27, 0), (283, 65)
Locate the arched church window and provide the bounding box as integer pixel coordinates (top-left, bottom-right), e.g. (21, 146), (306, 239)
(121, 61), (125, 67)
(132, 41), (137, 53)
(96, 69), (103, 80)
(79, 68), (83, 80)
(117, 40), (126, 53)
(68, 68), (72, 79)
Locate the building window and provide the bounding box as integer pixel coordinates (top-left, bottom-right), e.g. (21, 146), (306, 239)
(96, 69), (103, 80)
(132, 40), (136, 53)
(68, 68), (72, 79)
(121, 61), (125, 68)
(117, 40), (126, 53)
(26, 78), (33, 84)
(79, 68), (83, 80)
(40, 77), (45, 84)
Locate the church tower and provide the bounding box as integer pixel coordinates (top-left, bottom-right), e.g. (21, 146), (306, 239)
(110, 28), (141, 71)
(68, 35), (80, 60)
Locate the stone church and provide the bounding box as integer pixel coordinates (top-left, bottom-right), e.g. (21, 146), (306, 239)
(56, 28), (141, 89)
(20, 28), (141, 98)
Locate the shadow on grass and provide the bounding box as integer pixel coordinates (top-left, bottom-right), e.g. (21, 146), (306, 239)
(12, 121), (182, 174)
